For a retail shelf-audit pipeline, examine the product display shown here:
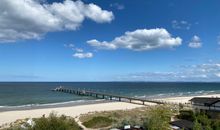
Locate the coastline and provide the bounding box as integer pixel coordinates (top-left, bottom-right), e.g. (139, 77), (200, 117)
(0, 93), (220, 127)
(0, 102), (142, 127)
(0, 99), (110, 112)
(157, 93), (220, 104)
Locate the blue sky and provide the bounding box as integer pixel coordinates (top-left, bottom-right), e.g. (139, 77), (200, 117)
(0, 0), (220, 81)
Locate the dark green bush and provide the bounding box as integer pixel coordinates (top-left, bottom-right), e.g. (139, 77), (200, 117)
(177, 110), (195, 121)
(211, 120), (220, 130)
(82, 116), (113, 128)
(196, 113), (211, 126)
(193, 119), (202, 130)
(192, 112), (220, 130)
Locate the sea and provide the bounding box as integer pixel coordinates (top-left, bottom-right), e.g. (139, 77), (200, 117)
(0, 82), (220, 111)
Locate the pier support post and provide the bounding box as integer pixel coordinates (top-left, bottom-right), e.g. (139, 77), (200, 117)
(53, 87), (162, 106)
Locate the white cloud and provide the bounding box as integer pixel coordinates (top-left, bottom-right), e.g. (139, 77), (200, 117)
(64, 43), (74, 48)
(110, 3), (125, 10)
(75, 48), (84, 52)
(117, 63), (220, 81)
(0, 0), (114, 42)
(215, 73), (220, 77)
(64, 43), (92, 58)
(172, 20), (191, 30)
(87, 39), (117, 50)
(217, 35), (220, 45)
(73, 52), (93, 59)
(87, 28), (182, 51)
(188, 35), (202, 48)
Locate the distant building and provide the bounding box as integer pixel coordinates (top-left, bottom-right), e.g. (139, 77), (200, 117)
(189, 97), (220, 118)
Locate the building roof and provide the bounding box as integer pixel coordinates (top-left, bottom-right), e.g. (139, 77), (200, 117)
(170, 119), (194, 130)
(189, 97), (220, 106)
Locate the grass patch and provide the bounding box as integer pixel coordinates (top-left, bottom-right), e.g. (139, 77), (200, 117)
(32, 113), (81, 130)
(4, 113), (81, 130)
(80, 107), (149, 128)
(80, 105), (176, 129)
(82, 116), (113, 128)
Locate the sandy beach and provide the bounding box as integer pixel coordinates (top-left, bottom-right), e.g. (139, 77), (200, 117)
(0, 102), (142, 127)
(158, 94), (220, 104)
(1, 93), (220, 128)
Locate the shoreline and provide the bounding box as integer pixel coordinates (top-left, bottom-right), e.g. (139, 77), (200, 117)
(0, 93), (220, 127)
(0, 99), (110, 112)
(0, 102), (143, 127)
(1, 93), (220, 112)
(1, 91), (219, 110)
(157, 93), (220, 104)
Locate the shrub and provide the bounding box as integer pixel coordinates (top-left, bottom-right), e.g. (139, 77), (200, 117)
(31, 113), (81, 130)
(196, 113), (211, 127)
(211, 120), (220, 130)
(177, 110), (195, 121)
(5, 113), (81, 130)
(193, 119), (202, 130)
(82, 116), (113, 128)
(144, 105), (172, 130)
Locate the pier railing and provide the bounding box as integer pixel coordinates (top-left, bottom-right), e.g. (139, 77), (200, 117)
(52, 87), (170, 105)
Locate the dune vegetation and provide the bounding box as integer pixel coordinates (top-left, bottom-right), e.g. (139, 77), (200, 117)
(5, 113), (81, 130)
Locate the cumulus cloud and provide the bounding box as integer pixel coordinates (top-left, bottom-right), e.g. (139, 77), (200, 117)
(117, 63), (220, 81)
(172, 20), (191, 30)
(188, 35), (202, 48)
(87, 39), (117, 50)
(0, 0), (114, 42)
(87, 28), (182, 51)
(73, 52), (93, 59)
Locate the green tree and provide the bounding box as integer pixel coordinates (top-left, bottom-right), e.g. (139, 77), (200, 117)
(211, 120), (220, 130)
(193, 119), (202, 130)
(196, 113), (211, 126)
(196, 113), (212, 130)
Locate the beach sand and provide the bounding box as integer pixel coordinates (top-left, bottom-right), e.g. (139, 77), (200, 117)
(1, 94), (220, 127)
(158, 94), (220, 104)
(0, 102), (142, 127)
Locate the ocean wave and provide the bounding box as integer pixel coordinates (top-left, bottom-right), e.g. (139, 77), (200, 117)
(1, 90), (219, 108)
(134, 90), (220, 99)
(0, 99), (106, 109)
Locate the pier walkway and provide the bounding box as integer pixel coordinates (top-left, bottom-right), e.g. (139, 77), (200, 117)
(52, 87), (166, 105)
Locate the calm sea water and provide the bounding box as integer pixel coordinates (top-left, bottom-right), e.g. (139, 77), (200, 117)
(0, 82), (220, 107)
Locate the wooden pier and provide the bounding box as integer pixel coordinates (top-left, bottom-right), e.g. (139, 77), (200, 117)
(52, 86), (165, 105)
